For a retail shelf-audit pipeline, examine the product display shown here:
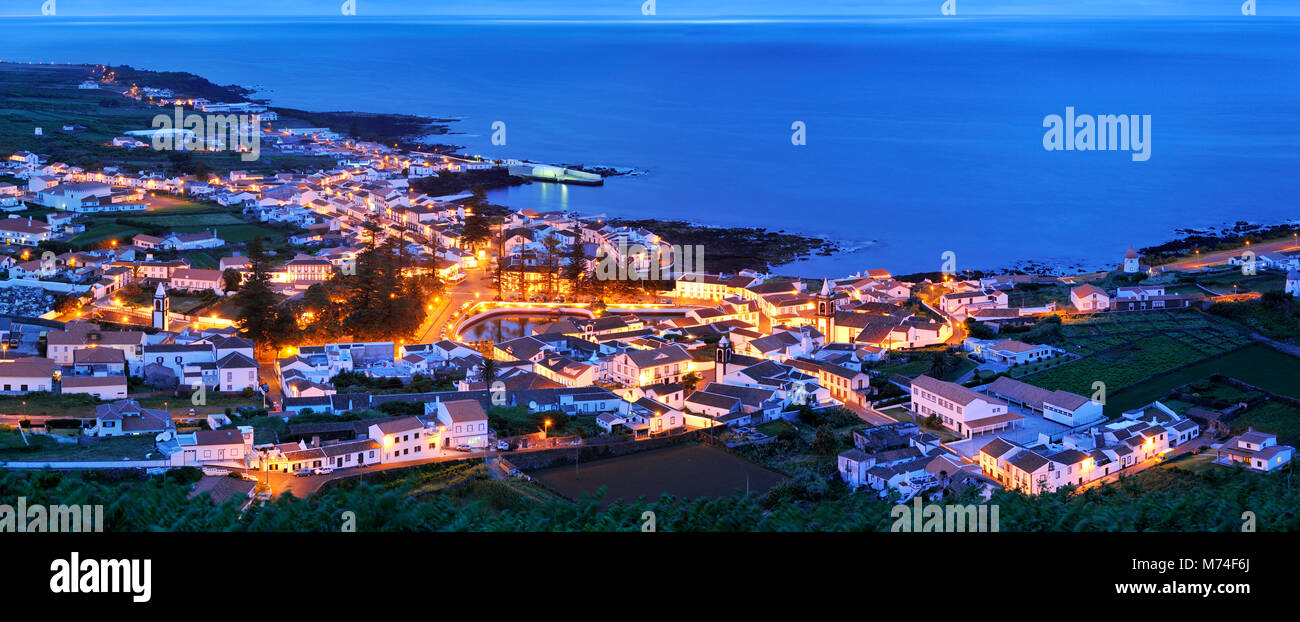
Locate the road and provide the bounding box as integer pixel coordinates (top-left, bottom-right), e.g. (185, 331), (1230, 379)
(415, 267), (495, 345)
(914, 282), (965, 345)
(251, 266), (495, 410)
(844, 402), (898, 426)
(1161, 238), (1300, 272)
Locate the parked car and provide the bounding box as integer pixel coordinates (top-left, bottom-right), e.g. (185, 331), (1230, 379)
(315, 467), (335, 475)
(293, 469), (314, 477)
(454, 445), (473, 452)
(496, 440), (511, 451)
(201, 467), (230, 477)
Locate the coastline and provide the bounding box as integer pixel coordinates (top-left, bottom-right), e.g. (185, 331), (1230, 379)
(7, 60), (1298, 282)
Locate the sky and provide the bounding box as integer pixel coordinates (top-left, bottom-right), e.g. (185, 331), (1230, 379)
(1, 0), (1293, 18)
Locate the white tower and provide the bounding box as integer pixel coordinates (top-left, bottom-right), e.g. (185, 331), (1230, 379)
(1123, 247), (1140, 273)
(1286, 270), (1300, 297)
(715, 331), (734, 380)
(816, 279), (835, 341)
(152, 283), (169, 330)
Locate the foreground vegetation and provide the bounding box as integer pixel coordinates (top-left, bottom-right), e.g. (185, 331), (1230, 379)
(0, 451), (1294, 531)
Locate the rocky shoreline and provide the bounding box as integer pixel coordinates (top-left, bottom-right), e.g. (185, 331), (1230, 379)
(606, 218), (842, 275)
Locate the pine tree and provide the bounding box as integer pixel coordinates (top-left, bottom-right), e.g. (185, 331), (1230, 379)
(233, 236), (278, 349)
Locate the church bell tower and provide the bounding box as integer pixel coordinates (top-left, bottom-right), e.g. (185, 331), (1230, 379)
(715, 331), (734, 380)
(152, 283), (169, 331)
(816, 279), (835, 341)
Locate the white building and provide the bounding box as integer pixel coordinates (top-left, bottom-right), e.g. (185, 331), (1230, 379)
(89, 400), (175, 437)
(0, 357), (56, 394)
(62, 376), (128, 400)
(984, 376), (1103, 427)
(432, 399), (490, 449)
(1123, 247), (1140, 273)
(0, 216), (54, 246)
(168, 427), (255, 467)
(1069, 284), (1110, 312)
(1217, 430), (1294, 472)
(368, 417), (438, 463)
(910, 375), (1022, 439)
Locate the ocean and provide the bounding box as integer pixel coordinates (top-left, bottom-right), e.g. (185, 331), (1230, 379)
(2, 16), (1297, 277)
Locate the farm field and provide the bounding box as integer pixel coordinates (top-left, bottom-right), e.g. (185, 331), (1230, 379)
(1186, 269), (1290, 295)
(173, 223), (286, 243)
(1025, 333), (1213, 403)
(1229, 401), (1300, 446)
(532, 443), (786, 505)
(1003, 284), (1072, 309)
(0, 62), (335, 175)
(0, 428), (158, 462)
(1104, 344), (1300, 417)
(1055, 310), (1250, 358)
(1018, 311), (1258, 416)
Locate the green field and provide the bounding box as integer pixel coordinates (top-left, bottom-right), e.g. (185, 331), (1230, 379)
(1105, 344), (1300, 417)
(1003, 283), (1073, 309)
(532, 443), (786, 505)
(0, 390), (260, 419)
(1024, 333), (1211, 404)
(0, 428), (159, 462)
(179, 251), (219, 269)
(175, 223), (286, 243)
(0, 392), (102, 418)
(1055, 311), (1250, 358)
(1188, 268), (1289, 295)
(67, 222), (140, 246)
(0, 62), (335, 175)
(1230, 401), (1300, 446)
(108, 212), (244, 227)
(1016, 311), (1257, 416)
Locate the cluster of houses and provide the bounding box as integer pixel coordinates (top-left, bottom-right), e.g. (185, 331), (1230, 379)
(0, 314), (258, 400)
(72, 394), (491, 472)
(840, 362), (1294, 499)
(4, 74), (1298, 500)
(974, 401), (1203, 494)
(2, 123), (509, 306)
(836, 422), (1000, 501)
(1068, 283), (1205, 313)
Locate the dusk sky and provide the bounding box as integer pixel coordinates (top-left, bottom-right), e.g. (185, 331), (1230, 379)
(2, 0), (1293, 17)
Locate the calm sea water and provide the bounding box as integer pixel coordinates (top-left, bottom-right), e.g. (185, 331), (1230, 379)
(2, 16), (1297, 276)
